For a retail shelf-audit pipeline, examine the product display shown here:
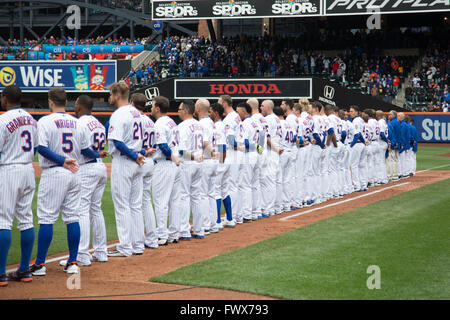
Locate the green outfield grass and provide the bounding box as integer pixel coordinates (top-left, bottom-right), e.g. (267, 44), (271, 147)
(416, 145), (450, 170)
(150, 178), (450, 299)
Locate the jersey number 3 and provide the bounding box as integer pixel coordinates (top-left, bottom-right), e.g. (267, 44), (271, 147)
(21, 130), (32, 152)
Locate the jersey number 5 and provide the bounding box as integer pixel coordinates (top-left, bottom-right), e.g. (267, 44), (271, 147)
(62, 133), (73, 153)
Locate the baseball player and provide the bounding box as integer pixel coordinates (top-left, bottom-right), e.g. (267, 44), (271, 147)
(281, 100), (300, 210)
(30, 88), (94, 276)
(195, 99), (222, 233)
(319, 104), (332, 201)
(0, 85), (37, 286)
(209, 103), (235, 228)
(130, 93), (159, 249)
(151, 96), (183, 244)
(248, 98), (268, 218)
(274, 105), (296, 212)
(325, 105), (343, 198)
(387, 110), (400, 181)
(363, 109), (380, 187)
(260, 100), (284, 215)
(220, 95), (243, 223)
(72, 95), (109, 266)
(376, 110), (389, 185)
(408, 117), (418, 176)
(348, 105), (368, 192)
(338, 109), (353, 195)
(177, 100), (207, 239)
(397, 112), (408, 179)
(106, 82), (146, 258)
(236, 102), (261, 222)
(296, 99), (314, 206)
(310, 102), (327, 204)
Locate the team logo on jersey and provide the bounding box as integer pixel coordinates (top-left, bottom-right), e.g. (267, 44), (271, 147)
(0, 67), (16, 86)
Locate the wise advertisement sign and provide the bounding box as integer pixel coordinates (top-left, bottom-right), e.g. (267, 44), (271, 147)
(409, 114), (450, 143)
(0, 61), (117, 92)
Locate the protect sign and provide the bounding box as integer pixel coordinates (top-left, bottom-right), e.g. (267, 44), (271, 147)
(408, 113), (450, 143)
(0, 60), (117, 92)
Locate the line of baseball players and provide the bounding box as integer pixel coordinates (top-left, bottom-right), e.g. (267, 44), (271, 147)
(0, 81), (418, 286)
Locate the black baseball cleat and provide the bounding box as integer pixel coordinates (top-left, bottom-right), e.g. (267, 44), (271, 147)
(7, 270), (33, 283)
(0, 273), (7, 287)
(243, 218), (252, 223)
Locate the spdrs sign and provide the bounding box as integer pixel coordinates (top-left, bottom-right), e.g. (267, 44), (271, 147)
(409, 114), (450, 143)
(0, 61), (117, 92)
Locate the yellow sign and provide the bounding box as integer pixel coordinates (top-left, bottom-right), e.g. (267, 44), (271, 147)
(0, 67), (16, 86)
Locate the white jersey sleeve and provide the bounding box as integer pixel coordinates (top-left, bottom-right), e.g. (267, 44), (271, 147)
(154, 115), (179, 160)
(0, 109), (37, 165)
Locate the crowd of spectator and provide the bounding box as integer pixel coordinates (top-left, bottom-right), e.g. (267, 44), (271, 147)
(91, 0), (143, 12)
(0, 36), (151, 61)
(127, 33), (412, 103)
(404, 47), (450, 111)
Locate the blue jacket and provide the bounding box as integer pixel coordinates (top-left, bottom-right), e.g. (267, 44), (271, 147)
(399, 120), (409, 152)
(389, 118), (401, 149)
(411, 124), (419, 152)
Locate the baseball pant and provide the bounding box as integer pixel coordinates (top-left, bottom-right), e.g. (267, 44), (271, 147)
(342, 145), (353, 194)
(252, 156), (262, 219)
(299, 144), (312, 203)
(179, 162), (208, 237)
(0, 164), (35, 231)
(225, 151), (242, 222)
(37, 167), (81, 225)
(367, 142), (377, 185)
(398, 150), (406, 176)
(201, 159), (218, 232)
(111, 156), (145, 256)
(77, 162), (108, 264)
(280, 150), (294, 211)
(386, 149), (399, 180)
(141, 158), (158, 248)
(349, 143), (365, 190)
(377, 141), (388, 184)
(152, 159), (182, 241)
(260, 150), (276, 215)
(308, 145), (323, 202)
(328, 144), (342, 197)
(239, 152), (257, 220)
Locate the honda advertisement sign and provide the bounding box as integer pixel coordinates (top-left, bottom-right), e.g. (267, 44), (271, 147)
(174, 78), (312, 99)
(152, 0), (323, 20)
(324, 0), (450, 16)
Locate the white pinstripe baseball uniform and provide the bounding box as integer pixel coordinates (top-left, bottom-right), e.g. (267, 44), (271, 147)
(152, 115), (182, 242)
(178, 118), (207, 237)
(278, 117), (296, 211)
(251, 113), (267, 218)
(349, 116), (366, 191)
(366, 118), (379, 185)
(377, 118), (389, 184)
(199, 116), (219, 233)
(108, 104), (145, 256)
(76, 115), (108, 264)
(343, 119), (355, 194)
(263, 113), (283, 215)
(236, 116), (259, 220)
(37, 112), (89, 226)
(213, 119), (231, 202)
(223, 111), (242, 222)
(298, 112), (313, 205)
(0, 108), (37, 232)
(139, 114), (158, 248)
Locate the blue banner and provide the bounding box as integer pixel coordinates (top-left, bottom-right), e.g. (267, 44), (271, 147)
(408, 113), (450, 143)
(42, 44), (148, 54)
(0, 60), (117, 92)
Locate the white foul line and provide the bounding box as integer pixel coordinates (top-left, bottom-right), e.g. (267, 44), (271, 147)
(280, 182), (410, 221)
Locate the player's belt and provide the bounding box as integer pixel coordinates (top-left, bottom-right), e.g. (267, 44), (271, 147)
(371, 139), (377, 142)
(154, 157), (171, 164)
(82, 159), (98, 165)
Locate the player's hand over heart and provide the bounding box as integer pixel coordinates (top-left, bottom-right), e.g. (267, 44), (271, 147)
(194, 153), (204, 163)
(146, 148), (157, 157)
